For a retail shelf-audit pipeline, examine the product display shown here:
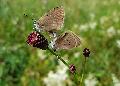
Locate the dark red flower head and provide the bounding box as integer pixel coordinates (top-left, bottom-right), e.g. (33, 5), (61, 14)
(26, 31), (48, 50)
(83, 48), (90, 57)
(69, 64), (76, 73)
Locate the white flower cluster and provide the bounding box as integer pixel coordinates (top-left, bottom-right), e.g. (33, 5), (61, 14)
(43, 61), (72, 86)
(107, 26), (116, 37)
(79, 21), (97, 31)
(112, 74), (120, 86)
(84, 73), (98, 86)
(116, 40), (120, 48)
(37, 50), (46, 60)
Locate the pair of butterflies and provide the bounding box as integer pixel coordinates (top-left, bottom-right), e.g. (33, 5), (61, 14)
(34, 6), (81, 50)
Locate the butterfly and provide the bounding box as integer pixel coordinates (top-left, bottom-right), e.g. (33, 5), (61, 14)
(34, 6), (65, 35)
(51, 31), (81, 50)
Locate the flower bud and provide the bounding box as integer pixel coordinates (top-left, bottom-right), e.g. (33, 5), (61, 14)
(83, 48), (90, 57)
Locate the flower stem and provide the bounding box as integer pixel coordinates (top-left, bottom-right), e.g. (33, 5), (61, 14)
(80, 57), (87, 86)
(47, 47), (69, 67)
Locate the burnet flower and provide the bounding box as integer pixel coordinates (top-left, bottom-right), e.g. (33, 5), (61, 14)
(69, 64), (76, 73)
(83, 48), (90, 57)
(26, 31), (48, 50)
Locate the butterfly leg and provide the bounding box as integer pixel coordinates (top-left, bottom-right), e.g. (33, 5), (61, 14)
(49, 37), (57, 51)
(48, 31), (57, 38)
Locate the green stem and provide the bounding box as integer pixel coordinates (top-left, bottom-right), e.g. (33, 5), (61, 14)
(47, 47), (69, 67)
(80, 57), (87, 86)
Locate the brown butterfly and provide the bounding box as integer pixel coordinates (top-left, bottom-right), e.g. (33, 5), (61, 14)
(51, 31), (81, 50)
(34, 6), (65, 34)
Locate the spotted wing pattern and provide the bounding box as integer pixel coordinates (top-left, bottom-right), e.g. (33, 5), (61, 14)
(36, 6), (65, 32)
(54, 31), (81, 50)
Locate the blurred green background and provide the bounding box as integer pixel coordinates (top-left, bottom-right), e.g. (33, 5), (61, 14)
(0, 0), (120, 86)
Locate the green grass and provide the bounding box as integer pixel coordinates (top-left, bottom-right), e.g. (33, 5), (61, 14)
(0, 0), (120, 86)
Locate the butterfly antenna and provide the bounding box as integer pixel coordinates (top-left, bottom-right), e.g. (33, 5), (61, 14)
(23, 13), (41, 32)
(23, 13), (35, 20)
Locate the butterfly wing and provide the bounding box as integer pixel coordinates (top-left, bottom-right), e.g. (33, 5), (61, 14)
(54, 31), (80, 50)
(36, 6), (65, 32)
(71, 32), (81, 47)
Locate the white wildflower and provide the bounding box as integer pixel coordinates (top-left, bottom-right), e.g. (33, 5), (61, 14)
(85, 73), (98, 86)
(73, 24), (79, 28)
(107, 26), (116, 37)
(12, 17), (19, 25)
(112, 74), (120, 86)
(74, 52), (80, 58)
(117, 30), (120, 34)
(89, 13), (95, 20)
(113, 16), (119, 23)
(41, 0), (48, 4)
(79, 24), (89, 31)
(118, 0), (120, 5)
(116, 40), (120, 48)
(89, 22), (97, 30)
(112, 11), (117, 17)
(112, 11), (119, 23)
(43, 61), (72, 86)
(100, 16), (108, 24)
(37, 50), (46, 60)
(103, 1), (108, 6)
(79, 22), (97, 31)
